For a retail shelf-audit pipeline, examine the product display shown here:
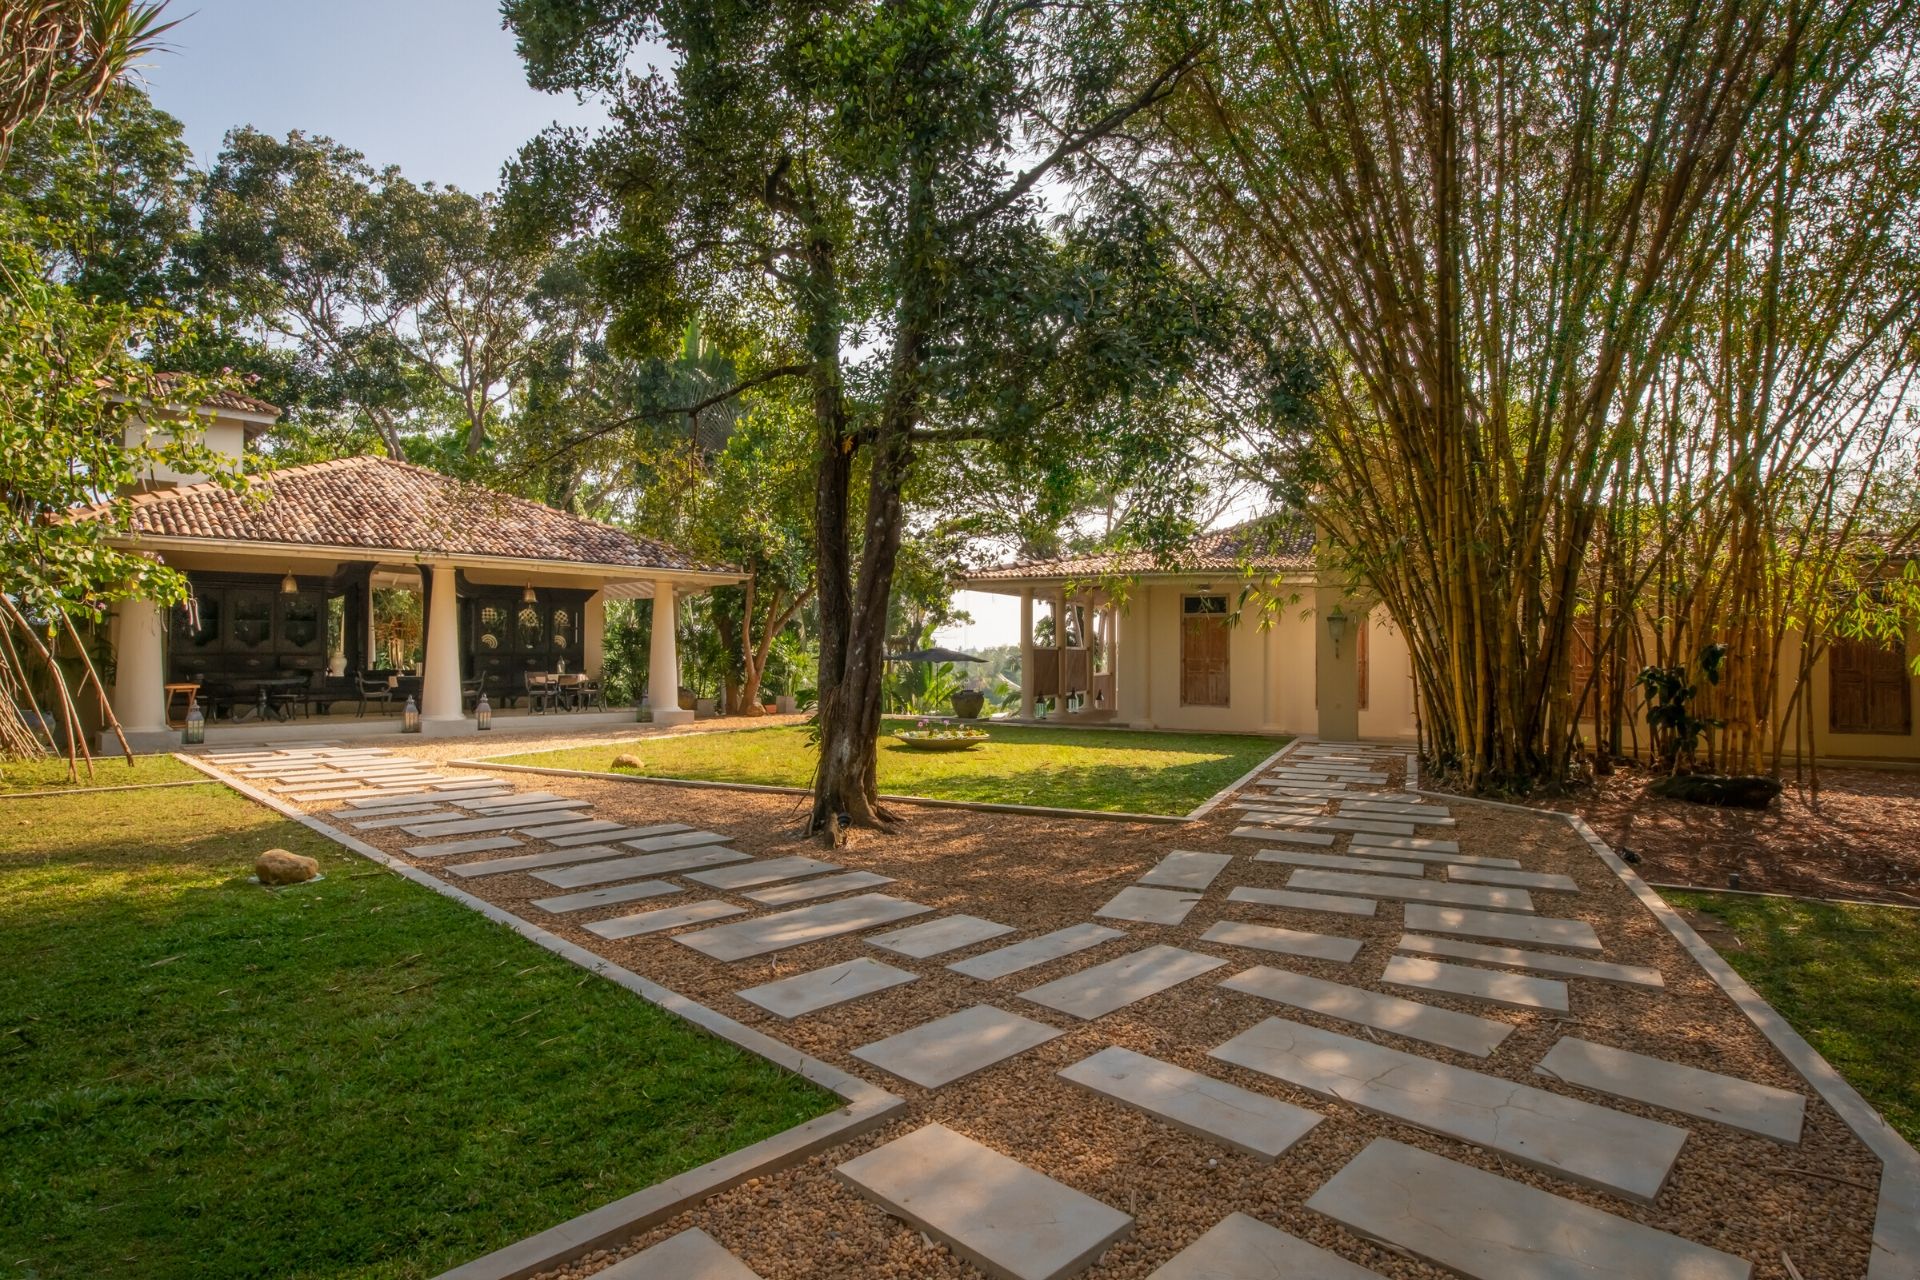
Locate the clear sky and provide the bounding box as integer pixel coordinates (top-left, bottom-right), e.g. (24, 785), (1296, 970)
(139, 0), (620, 193)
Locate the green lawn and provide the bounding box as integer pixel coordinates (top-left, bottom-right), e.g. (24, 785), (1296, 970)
(0, 751), (199, 793)
(0, 783), (835, 1280)
(1663, 890), (1920, 1147)
(499, 721), (1287, 815)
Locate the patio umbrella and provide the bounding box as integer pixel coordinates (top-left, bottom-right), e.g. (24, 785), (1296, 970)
(885, 646), (986, 663)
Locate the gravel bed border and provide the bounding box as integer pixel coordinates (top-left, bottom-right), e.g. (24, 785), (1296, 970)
(170, 753), (907, 1280)
(1405, 778), (1920, 1280)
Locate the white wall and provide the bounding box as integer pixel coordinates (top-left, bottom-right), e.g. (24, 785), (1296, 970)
(123, 414), (248, 488)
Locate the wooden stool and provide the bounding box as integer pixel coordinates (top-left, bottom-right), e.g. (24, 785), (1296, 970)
(164, 682), (200, 728)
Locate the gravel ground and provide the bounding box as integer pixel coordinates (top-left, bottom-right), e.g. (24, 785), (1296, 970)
(236, 743), (1882, 1280)
(1521, 763), (1920, 906)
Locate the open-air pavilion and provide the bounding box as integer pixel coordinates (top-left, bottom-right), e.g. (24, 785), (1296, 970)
(87, 451), (739, 750)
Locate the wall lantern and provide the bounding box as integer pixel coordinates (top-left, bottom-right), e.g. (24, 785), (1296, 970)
(402, 694), (421, 732)
(521, 582), (538, 604)
(182, 703), (205, 745)
(475, 691), (492, 730)
(1326, 606), (1349, 659)
(280, 569), (299, 595)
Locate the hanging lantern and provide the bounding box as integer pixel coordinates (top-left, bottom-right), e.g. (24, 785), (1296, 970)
(280, 569), (298, 595)
(475, 691), (492, 730)
(402, 694), (421, 732)
(182, 703), (205, 745)
(521, 582), (537, 604)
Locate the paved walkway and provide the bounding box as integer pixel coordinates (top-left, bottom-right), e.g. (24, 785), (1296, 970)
(199, 741), (1886, 1280)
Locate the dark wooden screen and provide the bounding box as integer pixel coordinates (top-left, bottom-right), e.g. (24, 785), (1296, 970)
(1181, 596), (1230, 707)
(1830, 638), (1912, 735)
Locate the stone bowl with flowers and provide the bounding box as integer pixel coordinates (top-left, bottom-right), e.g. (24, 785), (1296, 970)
(892, 719), (990, 752)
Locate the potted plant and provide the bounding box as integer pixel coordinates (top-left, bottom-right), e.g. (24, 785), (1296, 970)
(894, 719), (990, 751)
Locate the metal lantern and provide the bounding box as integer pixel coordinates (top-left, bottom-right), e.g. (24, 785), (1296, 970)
(182, 703), (205, 745)
(475, 691), (492, 730)
(1326, 606), (1349, 658)
(402, 694), (421, 732)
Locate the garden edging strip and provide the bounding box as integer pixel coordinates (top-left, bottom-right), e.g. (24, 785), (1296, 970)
(172, 753), (907, 1280)
(1411, 781), (1920, 1280)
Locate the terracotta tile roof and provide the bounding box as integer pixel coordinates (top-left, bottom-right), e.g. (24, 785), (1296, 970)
(77, 455), (734, 576)
(148, 372), (282, 418)
(964, 516), (1316, 582)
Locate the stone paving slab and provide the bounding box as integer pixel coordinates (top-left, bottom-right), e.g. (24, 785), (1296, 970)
(398, 811), (599, 837)
(686, 855), (842, 890)
(1231, 828), (1337, 847)
(736, 956), (918, 1019)
(1403, 904), (1603, 952)
(548, 825), (693, 847)
(403, 835), (522, 858)
(869, 914), (1015, 958)
(516, 817), (626, 839)
(852, 1007), (1064, 1089)
(1313, 846), (1520, 870)
(1537, 1036), (1806, 1142)
(530, 844), (749, 887)
(1020, 945), (1227, 1019)
(1240, 814), (1416, 837)
(1339, 805), (1455, 826)
(1253, 850), (1429, 877)
(332, 801), (443, 821)
(1094, 885), (1203, 926)
(597, 1227), (763, 1279)
(1287, 869), (1535, 913)
(586, 899), (746, 940)
(949, 924), (1126, 980)
(1346, 835), (1462, 854)
(1336, 799), (1448, 814)
(1258, 781), (1348, 793)
(1222, 965), (1512, 1057)
(1137, 850), (1233, 891)
(454, 791), (577, 810)
(344, 786), (505, 808)
(1147, 1212), (1385, 1279)
(1199, 920), (1364, 963)
(835, 1122), (1131, 1280)
(1395, 933), (1664, 989)
(1446, 865), (1579, 892)
(1060, 1048), (1322, 1162)
(530, 880), (682, 914)
(676, 893), (932, 962)
(623, 829), (735, 853)
(1305, 1139), (1751, 1280)
(1382, 955), (1570, 1012)
(741, 870), (894, 905)
(444, 844), (634, 878)
(1227, 886), (1377, 917)
(1214, 1018), (1687, 1201)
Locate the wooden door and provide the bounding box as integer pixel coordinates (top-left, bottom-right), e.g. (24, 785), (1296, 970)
(1181, 596), (1230, 707)
(1830, 638), (1912, 735)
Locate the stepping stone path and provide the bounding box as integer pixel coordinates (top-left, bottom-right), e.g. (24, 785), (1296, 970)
(528, 844), (747, 887)
(532, 880), (681, 913)
(1447, 865), (1579, 892)
(1252, 850), (1429, 877)
(1227, 885), (1377, 917)
(1199, 920), (1364, 964)
(736, 957), (917, 1018)
(1287, 868), (1535, 913)
(1222, 965), (1512, 1057)
(1307, 1139), (1752, 1280)
(1213, 1018), (1687, 1201)
(948, 924), (1125, 979)
(836, 1123), (1131, 1280)
(624, 829), (734, 853)
(598, 1227), (762, 1279)
(1395, 933), (1664, 989)
(852, 1006), (1062, 1088)
(453, 844), (677, 879)
(1019, 945), (1226, 1019)
(868, 914), (1015, 958)
(587, 899), (745, 940)
(1232, 827), (1336, 846)
(685, 855), (841, 890)
(1347, 835), (1462, 854)
(1537, 1037), (1806, 1142)
(1148, 1213), (1385, 1279)
(675, 893), (931, 961)
(1404, 904), (1603, 952)
(1381, 954), (1570, 1012)
(405, 835), (522, 858)
(1059, 1048), (1322, 1161)
(740, 870), (894, 905)
(1238, 814), (1417, 837)
(1137, 850), (1232, 890)
(1094, 885), (1203, 925)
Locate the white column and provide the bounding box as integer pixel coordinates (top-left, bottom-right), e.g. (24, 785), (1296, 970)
(112, 596), (170, 744)
(1018, 587), (1035, 720)
(649, 581), (693, 726)
(420, 563), (465, 733)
